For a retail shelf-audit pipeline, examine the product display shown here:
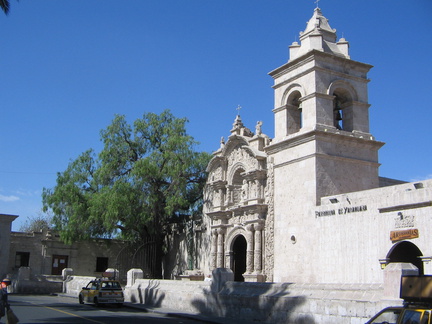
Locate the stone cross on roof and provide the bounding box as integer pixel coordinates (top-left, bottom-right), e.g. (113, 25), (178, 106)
(314, 0), (320, 8)
(236, 105), (242, 115)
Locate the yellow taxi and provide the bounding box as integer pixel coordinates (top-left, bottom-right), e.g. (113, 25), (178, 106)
(366, 306), (431, 324)
(78, 278), (124, 307)
(366, 275), (432, 324)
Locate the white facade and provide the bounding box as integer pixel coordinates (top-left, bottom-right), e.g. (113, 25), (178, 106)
(202, 8), (432, 285)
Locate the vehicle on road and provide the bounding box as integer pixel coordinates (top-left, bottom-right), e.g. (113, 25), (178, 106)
(79, 278), (124, 307)
(365, 306), (430, 324)
(366, 276), (432, 324)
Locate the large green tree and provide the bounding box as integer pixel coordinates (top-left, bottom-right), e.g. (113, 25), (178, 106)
(42, 110), (211, 278)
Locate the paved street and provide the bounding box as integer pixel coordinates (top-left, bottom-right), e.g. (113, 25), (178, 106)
(4, 294), (208, 324)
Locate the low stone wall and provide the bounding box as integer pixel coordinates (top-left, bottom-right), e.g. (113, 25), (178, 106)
(63, 269), (400, 323)
(125, 277), (212, 311)
(12, 278), (63, 294)
(124, 278), (391, 323)
(9, 267), (65, 294)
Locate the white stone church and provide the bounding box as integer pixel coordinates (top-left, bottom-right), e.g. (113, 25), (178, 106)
(200, 7), (432, 287)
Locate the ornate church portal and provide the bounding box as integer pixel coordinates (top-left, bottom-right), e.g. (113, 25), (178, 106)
(204, 115), (270, 282)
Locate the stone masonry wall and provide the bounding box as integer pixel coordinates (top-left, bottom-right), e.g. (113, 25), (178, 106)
(122, 278), (390, 323)
(63, 268), (403, 323)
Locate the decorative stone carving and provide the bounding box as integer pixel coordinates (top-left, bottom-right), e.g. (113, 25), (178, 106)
(213, 166), (223, 182)
(227, 147), (257, 172)
(241, 180), (248, 202)
(263, 160), (274, 282)
(216, 228), (226, 268)
(246, 224), (255, 274)
(205, 116), (271, 280)
(255, 121), (263, 135)
(254, 223), (263, 273)
(211, 229), (218, 269)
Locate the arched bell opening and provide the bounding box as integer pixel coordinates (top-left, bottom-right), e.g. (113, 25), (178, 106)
(286, 90), (303, 135)
(332, 88), (354, 132)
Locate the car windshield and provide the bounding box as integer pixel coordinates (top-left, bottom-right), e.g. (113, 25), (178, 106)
(101, 281), (121, 289)
(368, 308), (402, 324)
(400, 310), (423, 324)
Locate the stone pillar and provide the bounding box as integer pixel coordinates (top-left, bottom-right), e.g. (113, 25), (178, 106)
(18, 267), (31, 280)
(211, 268), (234, 293)
(211, 229), (218, 270)
(216, 228), (226, 268)
(225, 187), (231, 205)
(127, 268), (143, 287)
(254, 223), (263, 273)
(245, 224), (254, 274)
(384, 262), (419, 300)
(104, 268), (120, 280)
(243, 223), (266, 283)
(62, 268), (73, 280)
(225, 251), (234, 271)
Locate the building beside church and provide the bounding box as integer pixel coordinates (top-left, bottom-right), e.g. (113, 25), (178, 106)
(201, 7), (432, 287)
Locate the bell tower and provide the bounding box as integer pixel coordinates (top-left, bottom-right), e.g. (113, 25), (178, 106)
(266, 7), (384, 206)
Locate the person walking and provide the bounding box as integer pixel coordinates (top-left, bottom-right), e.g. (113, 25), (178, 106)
(0, 279), (11, 323)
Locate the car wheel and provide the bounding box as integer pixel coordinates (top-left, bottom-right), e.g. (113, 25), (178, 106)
(79, 295), (84, 304)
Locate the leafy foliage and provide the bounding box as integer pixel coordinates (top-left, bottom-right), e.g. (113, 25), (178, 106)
(42, 110), (211, 248)
(0, 0), (18, 15)
(0, 0), (10, 15)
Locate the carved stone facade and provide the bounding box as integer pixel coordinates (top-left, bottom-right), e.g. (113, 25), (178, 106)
(204, 116), (270, 282)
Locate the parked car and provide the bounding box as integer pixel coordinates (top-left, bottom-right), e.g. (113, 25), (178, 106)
(365, 306), (431, 324)
(79, 279), (124, 307)
(366, 276), (432, 324)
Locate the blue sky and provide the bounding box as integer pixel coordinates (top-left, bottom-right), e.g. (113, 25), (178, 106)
(1, 0), (431, 231)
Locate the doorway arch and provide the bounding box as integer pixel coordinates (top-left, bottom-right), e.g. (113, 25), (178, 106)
(387, 241), (424, 275)
(232, 235), (247, 282)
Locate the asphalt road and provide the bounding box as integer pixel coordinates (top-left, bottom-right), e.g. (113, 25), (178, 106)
(4, 294), (204, 324)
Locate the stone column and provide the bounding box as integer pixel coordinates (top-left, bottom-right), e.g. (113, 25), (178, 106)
(254, 223), (263, 273)
(226, 251), (234, 271)
(225, 187), (231, 205)
(245, 224), (255, 274)
(216, 228), (226, 268)
(211, 229), (218, 270)
(126, 268), (143, 287)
